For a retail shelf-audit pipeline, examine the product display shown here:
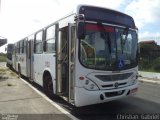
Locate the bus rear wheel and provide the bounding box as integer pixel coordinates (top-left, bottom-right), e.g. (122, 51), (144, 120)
(43, 75), (54, 98)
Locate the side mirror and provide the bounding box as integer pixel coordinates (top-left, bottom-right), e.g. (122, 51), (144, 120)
(77, 22), (86, 39)
(76, 14), (86, 39)
(5, 47), (7, 51)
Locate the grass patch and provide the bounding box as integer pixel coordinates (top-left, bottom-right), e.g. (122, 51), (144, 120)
(0, 68), (7, 74)
(7, 83), (14, 86)
(0, 68), (7, 71)
(0, 76), (8, 80)
(139, 57), (160, 73)
(10, 72), (17, 76)
(0, 56), (6, 62)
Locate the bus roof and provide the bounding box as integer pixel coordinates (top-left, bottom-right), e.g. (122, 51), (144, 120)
(77, 5), (136, 28)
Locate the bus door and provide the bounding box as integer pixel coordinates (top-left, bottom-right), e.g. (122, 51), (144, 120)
(68, 23), (76, 102)
(13, 45), (17, 70)
(27, 40), (34, 81)
(56, 24), (75, 102)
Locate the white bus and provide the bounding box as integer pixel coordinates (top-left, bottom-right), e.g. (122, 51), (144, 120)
(11, 5), (139, 107)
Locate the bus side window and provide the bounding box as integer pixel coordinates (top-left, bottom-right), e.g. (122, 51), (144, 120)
(21, 40), (24, 54)
(23, 39), (27, 54)
(45, 25), (55, 53)
(17, 42), (20, 54)
(34, 31), (43, 53)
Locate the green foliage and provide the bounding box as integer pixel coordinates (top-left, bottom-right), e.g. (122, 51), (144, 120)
(0, 52), (6, 57)
(138, 42), (160, 73)
(151, 57), (160, 72)
(0, 55), (6, 62)
(139, 58), (150, 70)
(139, 42), (155, 58)
(139, 57), (160, 72)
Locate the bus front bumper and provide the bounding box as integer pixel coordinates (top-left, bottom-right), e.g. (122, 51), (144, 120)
(74, 82), (138, 107)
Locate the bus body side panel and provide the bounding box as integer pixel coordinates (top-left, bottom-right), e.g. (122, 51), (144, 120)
(12, 44), (17, 71)
(20, 54), (27, 76)
(33, 53), (56, 87)
(26, 41), (31, 78)
(26, 37), (34, 80)
(16, 54), (20, 72)
(42, 53), (56, 94)
(12, 54), (16, 70)
(33, 54), (43, 85)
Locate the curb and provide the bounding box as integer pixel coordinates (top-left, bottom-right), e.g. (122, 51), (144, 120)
(20, 78), (79, 120)
(139, 78), (160, 84)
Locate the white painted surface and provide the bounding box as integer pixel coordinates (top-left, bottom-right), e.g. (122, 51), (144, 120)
(139, 71), (160, 79)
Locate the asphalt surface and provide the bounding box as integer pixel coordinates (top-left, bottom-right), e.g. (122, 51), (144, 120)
(0, 62), (160, 120)
(136, 82), (160, 104)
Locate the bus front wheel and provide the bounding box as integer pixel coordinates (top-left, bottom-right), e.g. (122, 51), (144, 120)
(43, 75), (54, 98)
(18, 64), (21, 77)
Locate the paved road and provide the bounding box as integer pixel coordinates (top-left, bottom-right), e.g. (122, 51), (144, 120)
(136, 82), (160, 104)
(0, 62), (5, 67)
(49, 82), (160, 120)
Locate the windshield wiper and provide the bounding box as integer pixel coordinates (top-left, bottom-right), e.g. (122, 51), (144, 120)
(97, 22), (111, 53)
(123, 27), (129, 45)
(120, 27), (129, 54)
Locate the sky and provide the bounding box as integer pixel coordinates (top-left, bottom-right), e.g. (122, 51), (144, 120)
(0, 0), (160, 52)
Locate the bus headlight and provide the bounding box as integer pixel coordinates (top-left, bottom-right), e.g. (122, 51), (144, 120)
(130, 79), (136, 85)
(129, 75), (138, 85)
(84, 79), (99, 91)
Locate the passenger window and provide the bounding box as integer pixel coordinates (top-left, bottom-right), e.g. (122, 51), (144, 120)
(45, 25), (55, 52)
(21, 40), (24, 54)
(23, 39), (27, 54)
(35, 31), (43, 53)
(17, 42), (20, 53)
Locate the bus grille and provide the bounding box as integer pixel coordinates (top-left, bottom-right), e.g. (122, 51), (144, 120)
(101, 82), (127, 88)
(95, 73), (132, 82)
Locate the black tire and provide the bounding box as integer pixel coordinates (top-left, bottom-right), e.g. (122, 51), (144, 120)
(18, 65), (21, 77)
(6, 63), (9, 67)
(43, 75), (54, 98)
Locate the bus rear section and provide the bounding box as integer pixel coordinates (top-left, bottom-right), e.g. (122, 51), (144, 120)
(6, 44), (14, 68)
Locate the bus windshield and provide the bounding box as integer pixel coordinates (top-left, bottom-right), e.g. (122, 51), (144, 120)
(79, 23), (138, 70)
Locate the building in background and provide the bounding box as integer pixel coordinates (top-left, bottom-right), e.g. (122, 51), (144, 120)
(139, 40), (160, 71)
(139, 40), (160, 60)
(0, 36), (7, 47)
